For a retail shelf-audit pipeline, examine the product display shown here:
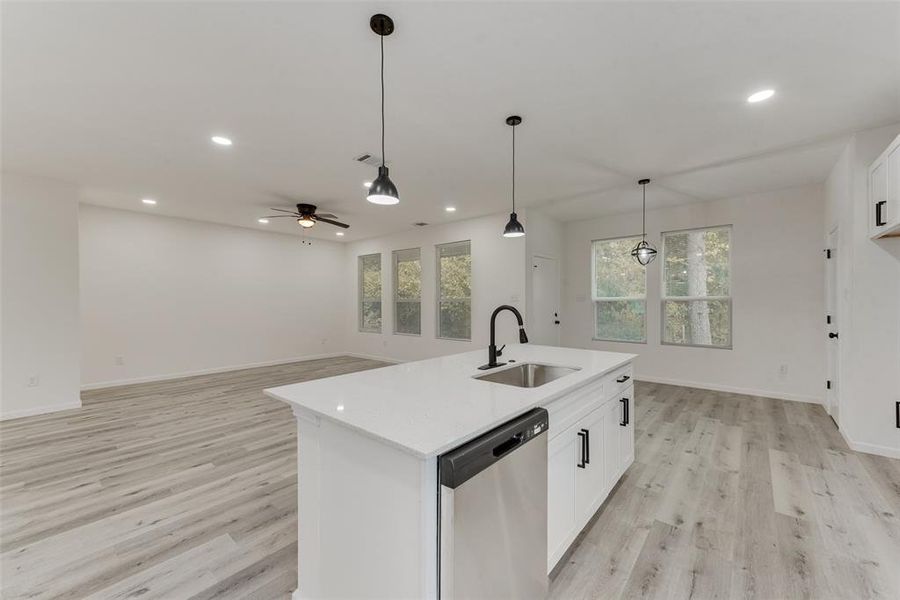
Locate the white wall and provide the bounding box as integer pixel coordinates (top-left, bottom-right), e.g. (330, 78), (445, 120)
(1, 173), (81, 419)
(824, 123), (900, 458)
(343, 213), (526, 362)
(561, 185), (826, 404)
(79, 205), (347, 387)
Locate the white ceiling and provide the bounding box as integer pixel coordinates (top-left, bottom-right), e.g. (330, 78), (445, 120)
(3, 1), (899, 240)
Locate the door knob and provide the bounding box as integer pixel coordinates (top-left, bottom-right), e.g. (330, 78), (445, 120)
(828, 332), (839, 339)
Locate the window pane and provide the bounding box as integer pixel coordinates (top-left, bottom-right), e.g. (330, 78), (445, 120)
(395, 254), (421, 300)
(439, 300), (471, 340)
(361, 301), (382, 332)
(593, 237), (645, 298)
(663, 299), (731, 347)
(359, 254), (381, 332)
(664, 228), (730, 297)
(595, 300), (646, 342)
(396, 301), (421, 335)
(437, 241), (471, 340)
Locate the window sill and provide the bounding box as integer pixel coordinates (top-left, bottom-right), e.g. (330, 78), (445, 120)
(592, 338), (647, 345)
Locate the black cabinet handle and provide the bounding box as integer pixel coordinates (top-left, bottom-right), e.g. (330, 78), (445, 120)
(620, 398), (629, 426)
(581, 428), (590, 464)
(876, 200), (887, 227)
(829, 332), (839, 339)
(616, 374), (630, 383)
(576, 430), (586, 468)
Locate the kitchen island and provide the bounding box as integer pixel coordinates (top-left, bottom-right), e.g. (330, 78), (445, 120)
(265, 345), (636, 599)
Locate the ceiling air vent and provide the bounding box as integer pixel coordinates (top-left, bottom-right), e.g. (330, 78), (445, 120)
(355, 153), (383, 167)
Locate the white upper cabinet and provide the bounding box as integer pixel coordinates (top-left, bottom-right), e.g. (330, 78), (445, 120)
(869, 134), (900, 239)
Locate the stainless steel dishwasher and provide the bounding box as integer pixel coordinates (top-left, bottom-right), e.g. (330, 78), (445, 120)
(438, 408), (549, 599)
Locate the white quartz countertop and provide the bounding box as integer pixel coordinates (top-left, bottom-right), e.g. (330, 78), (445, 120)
(264, 345), (636, 458)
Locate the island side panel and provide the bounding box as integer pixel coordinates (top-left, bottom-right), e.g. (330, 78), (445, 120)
(291, 405), (438, 600)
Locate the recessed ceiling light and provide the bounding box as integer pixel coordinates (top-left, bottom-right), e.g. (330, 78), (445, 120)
(336, 231), (345, 236)
(257, 218), (269, 224)
(747, 89), (775, 103)
(141, 198), (157, 205)
(211, 135), (233, 146)
(445, 206), (457, 212)
(363, 181), (372, 189)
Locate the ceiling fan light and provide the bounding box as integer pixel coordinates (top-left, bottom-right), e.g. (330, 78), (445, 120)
(503, 212), (525, 238)
(366, 165), (399, 205)
(297, 216), (316, 228)
(630, 239), (658, 266)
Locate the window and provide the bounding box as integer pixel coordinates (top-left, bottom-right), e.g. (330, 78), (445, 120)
(358, 253), (382, 333)
(436, 240), (471, 340)
(591, 236), (647, 342)
(661, 226), (732, 348)
(393, 248), (421, 335)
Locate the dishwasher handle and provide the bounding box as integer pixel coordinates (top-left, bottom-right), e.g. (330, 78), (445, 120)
(492, 433), (523, 458)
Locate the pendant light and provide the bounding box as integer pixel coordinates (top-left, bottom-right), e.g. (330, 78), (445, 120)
(631, 178), (658, 265)
(366, 14), (400, 205)
(502, 115), (525, 238)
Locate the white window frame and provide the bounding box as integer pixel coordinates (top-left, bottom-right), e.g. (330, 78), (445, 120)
(435, 240), (472, 341)
(393, 247), (421, 336)
(590, 235), (647, 343)
(358, 253), (382, 334)
(660, 225), (733, 350)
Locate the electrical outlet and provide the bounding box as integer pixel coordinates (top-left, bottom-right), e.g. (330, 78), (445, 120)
(778, 364), (788, 379)
(114, 356), (125, 366)
(27, 374), (40, 387)
(510, 294), (520, 303)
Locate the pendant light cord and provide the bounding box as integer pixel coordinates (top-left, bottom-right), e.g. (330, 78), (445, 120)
(380, 34), (386, 167)
(642, 183), (646, 239)
(511, 124), (516, 213)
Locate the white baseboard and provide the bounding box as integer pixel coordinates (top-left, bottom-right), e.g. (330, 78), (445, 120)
(636, 375), (823, 405)
(837, 428), (900, 459)
(80, 352), (349, 391)
(0, 400), (82, 421)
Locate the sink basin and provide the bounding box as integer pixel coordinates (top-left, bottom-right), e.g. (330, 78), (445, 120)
(474, 363), (580, 388)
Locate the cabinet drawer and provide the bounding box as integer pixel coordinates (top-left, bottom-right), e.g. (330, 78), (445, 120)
(606, 363), (634, 396)
(546, 377), (605, 439)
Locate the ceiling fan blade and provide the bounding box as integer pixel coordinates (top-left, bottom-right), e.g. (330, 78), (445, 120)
(315, 216), (350, 229)
(268, 208), (301, 215)
(315, 212), (338, 219)
(260, 215), (299, 219)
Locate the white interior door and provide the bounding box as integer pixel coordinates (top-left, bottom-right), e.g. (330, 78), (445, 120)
(531, 255), (560, 346)
(825, 227), (840, 424)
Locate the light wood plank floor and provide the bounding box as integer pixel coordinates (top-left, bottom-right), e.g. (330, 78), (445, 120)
(2, 359), (899, 599)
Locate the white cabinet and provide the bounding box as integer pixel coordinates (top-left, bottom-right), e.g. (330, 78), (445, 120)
(869, 133), (900, 239)
(547, 426), (577, 565)
(545, 369), (635, 573)
(575, 404), (607, 519)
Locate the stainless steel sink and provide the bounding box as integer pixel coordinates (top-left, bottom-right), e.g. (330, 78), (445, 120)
(474, 363), (580, 388)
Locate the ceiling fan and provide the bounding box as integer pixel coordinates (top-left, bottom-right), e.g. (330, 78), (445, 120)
(260, 204), (350, 230)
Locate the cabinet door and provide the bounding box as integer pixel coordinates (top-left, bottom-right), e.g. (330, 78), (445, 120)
(618, 387), (635, 476)
(547, 428), (576, 570)
(887, 141), (900, 229)
(870, 159), (888, 234)
(575, 405), (607, 520)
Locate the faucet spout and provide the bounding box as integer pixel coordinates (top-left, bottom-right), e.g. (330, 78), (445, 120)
(478, 305), (529, 370)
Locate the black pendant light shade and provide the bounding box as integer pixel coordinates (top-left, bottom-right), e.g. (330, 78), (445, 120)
(502, 115), (525, 238)
(631, 178), (658, 266)
(366, 14), (399, 205)
(367, 165), (399, 205)
(503, 212), (525, 237)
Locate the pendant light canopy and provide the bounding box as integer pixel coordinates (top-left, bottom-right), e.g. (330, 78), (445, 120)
(366, 14), (400, 206)
(631, 178), (658, 266)
(503, 115), (525, 238)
